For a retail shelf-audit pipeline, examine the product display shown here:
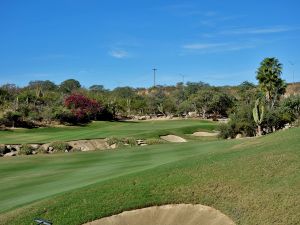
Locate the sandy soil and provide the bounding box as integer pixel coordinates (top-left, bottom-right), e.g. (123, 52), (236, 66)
(82, 204), (235, 225)
(192, 132), (219, 137)
(160, 135), (187, 142)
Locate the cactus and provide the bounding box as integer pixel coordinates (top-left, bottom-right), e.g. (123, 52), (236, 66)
(253, 99), (264, 136)
(157, 103), (165, 116)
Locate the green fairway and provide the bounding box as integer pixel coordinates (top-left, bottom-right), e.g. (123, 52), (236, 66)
(0, 128), (299, 225)
(0, 119), (216, 144)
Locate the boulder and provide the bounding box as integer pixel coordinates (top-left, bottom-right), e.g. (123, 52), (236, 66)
(41, 143), (50, 151)
(4, 151), (17, 157)
(68, 139), (109, 151)
(160, 135), (187, 143)
(235, 134), (242, 139)
(188, 111), (198, 118)
(30, 144), (40, 150)
(11, 145), (21, 151)
(110, 143), (117, 149)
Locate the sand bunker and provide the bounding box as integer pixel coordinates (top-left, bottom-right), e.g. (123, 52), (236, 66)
(160, 135), (187, 142)
(83, 204), (235, 225)
(192, 132), (219, 137)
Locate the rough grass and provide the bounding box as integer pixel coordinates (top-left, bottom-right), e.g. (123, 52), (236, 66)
(0, 119), (216, 144)
(0, 128), (299, 225)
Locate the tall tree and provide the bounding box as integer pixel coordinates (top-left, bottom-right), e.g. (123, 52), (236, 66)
(256, 58), (286, 108)
(60, 79), (81, 93)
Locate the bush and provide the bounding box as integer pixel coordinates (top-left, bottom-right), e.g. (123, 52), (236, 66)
(123, 137), (137, 146)
(218, 103), (256, 139)
(0, 144), (7, 155)
(49, 141), (70, 152)
(107, 137), (137, 147)
(107, 137), (122, 146)
(36, 146), (48, 154)
(19, 144), (33, 155)
(145, 138), (166, 145)
(218, 123), (235, 139)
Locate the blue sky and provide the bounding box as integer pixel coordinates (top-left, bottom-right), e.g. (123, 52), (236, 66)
(0, 0), (299, 89)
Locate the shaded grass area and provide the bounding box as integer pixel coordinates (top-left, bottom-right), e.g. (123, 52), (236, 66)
(0, 128), (299, 225)
(0, 119), (216, 144)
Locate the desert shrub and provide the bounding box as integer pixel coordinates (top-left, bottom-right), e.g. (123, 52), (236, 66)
(107, 137), (122, 146)
(107, 137), (137, 147)
(36, 146), (48, 154)
(0, 144), (7, 155)
(19, 144), (33, 155)
(49, 141), (70, 152)
(218, 123), (234, 139)
(145, 138), (165, 145)
(262, 107), (294, 133)
(123, 137), (137, 146)
(218, 103), (256, 139)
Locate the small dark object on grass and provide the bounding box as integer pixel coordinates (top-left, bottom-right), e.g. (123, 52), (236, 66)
(34, 218), (52, 225)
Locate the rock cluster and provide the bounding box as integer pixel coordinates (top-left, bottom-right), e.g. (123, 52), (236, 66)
(0, 138), (149, 157)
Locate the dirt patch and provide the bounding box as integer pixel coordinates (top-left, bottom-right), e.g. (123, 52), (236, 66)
(160, 135), (187, 142)
(82, 204), (235, 225)
(192, 132), (219, 137)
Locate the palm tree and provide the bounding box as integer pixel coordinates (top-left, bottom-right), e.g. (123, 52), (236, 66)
(256, 57), (286, 108)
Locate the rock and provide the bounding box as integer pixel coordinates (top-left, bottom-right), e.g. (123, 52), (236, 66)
(48, 147), (54, 151)
(140, 144), (148, 146)
(136, 139), (145, 145)
(160, 135), (187, 143)
(30, 144), (40, 150)
(68, 139), (109, 151)
(110, 143), (117, 149)
(32, 150), (37, 155)
(138, 116), (147, 120)
(65, 150), (69, 153)
(235, 134), (242, 139)
(4, 151), (17, 157)
(188, 111), (198, 118)
(41, 143), (50, 151)
(11, 145), (21, 151)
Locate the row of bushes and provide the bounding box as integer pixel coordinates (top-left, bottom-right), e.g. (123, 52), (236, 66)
(218, 95), (300, 139)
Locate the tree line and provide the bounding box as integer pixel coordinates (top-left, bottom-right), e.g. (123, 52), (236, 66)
(0, 57), (299, 138)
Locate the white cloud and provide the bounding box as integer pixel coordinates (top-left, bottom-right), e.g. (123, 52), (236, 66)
(109, 49), (129, 59)
(181, 42), (255, 54)
(182, 43), (228, 50)
(221, 26), (296, 35)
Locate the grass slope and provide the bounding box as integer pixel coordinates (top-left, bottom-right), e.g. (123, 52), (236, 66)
(0, 119), (216, 144)
(0, 128), (299, 225)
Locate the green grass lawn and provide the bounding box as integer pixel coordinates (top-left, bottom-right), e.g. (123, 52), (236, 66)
(0, 127), (299, 225)
(0, 119), (217, 144)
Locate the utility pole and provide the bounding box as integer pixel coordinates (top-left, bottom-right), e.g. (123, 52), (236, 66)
(153, 68), (157, 87)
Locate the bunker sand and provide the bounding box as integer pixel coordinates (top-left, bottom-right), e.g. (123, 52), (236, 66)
(83, 204), (235, 225)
